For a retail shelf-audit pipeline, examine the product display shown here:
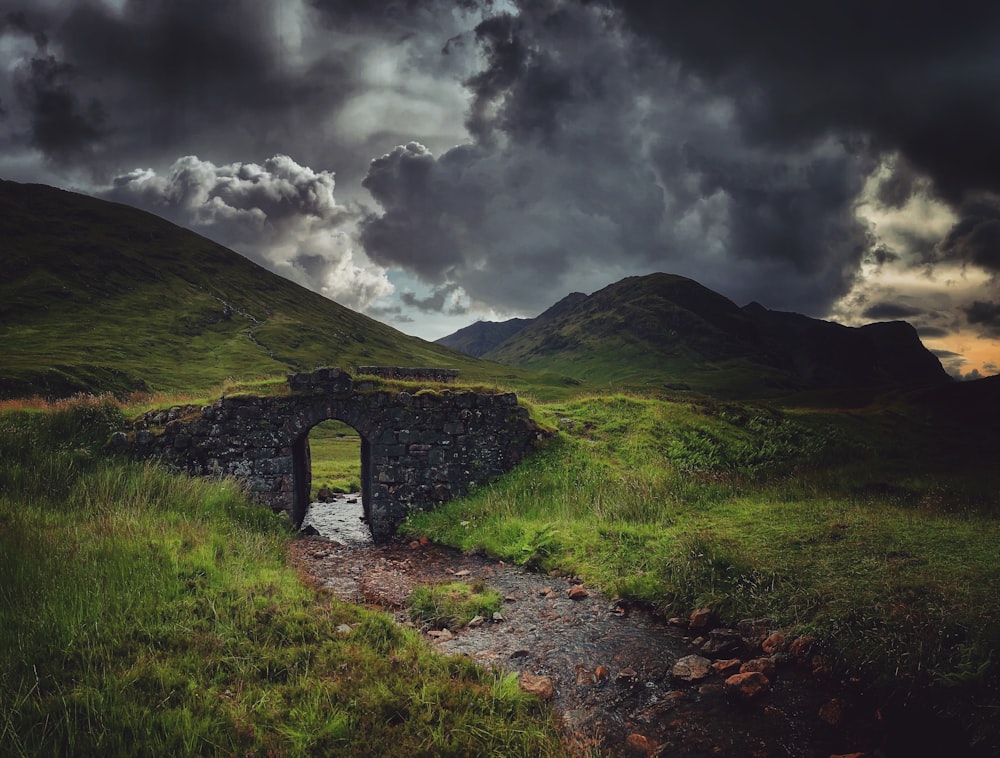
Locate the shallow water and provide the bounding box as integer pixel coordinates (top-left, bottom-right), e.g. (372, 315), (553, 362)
(300, 492), (373, 545)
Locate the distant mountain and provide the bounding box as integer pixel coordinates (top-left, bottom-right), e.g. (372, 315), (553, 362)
(0, 180), (500, 398)
(445, 273), (950, 396)
(435, 292), (588, 357)
(435, 318), (532, 358)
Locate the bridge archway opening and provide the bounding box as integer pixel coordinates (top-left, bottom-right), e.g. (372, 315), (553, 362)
(291, 419), (372, 541)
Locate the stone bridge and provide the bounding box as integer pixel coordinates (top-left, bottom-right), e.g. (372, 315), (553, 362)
(125, 368), (542, 541)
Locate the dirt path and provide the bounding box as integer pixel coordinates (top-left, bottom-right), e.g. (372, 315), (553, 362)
(289, 534), (890, 757)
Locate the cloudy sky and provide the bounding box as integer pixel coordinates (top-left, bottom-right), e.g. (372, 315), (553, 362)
(2, 0), (999, 378)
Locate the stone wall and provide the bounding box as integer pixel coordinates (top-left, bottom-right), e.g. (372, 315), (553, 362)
(356, 366), (461, 383)
(124, 368), (542, 541)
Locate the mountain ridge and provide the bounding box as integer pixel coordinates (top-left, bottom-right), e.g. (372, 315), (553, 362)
(440, 272), (951, 396)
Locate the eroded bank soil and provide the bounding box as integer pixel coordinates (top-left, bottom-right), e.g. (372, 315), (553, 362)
(288, 534), (905, 757)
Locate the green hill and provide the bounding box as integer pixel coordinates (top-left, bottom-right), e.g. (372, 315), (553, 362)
(0, 180), (516, 398)
(478, 273), (951, 397)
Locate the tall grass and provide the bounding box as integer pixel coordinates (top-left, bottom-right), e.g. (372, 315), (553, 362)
(405, 393), (1000, 748)
(0, 399), (565, 757)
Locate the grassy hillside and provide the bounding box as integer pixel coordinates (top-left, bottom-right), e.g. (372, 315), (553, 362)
(0, 180), (539, 399)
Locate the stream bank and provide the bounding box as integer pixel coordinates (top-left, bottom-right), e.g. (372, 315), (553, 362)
(290, 496), (903, 756)
(289, 495), (988, 756)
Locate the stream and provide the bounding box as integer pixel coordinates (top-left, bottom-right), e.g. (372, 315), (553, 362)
(294, 496), (930, 756)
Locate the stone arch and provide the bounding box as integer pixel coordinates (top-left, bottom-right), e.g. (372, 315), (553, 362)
(125, 368), (544, 542)
(287, 403), (376, 535)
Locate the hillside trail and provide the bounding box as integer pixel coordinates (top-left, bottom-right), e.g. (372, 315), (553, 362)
(290, 496), (896, 757)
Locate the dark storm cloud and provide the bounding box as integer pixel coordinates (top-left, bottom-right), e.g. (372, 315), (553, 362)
(1, 1), (291, 173)
(359, 1), (876, 315)
(938, 200), (1000, 271)
(862, 302), (924, 321)
(400, 283), (467, 315)
(964, 301), (1000, 335)
(917, 326), (949, 339)
(612, 0), (1000, 203)
(0, 0), (479, 185)
(13, 53), (107, 163)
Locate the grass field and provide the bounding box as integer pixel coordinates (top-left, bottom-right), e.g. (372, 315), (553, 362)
(308, 420), (362, 499)
(0, 399), (566, 757)
(404, 392), (1000, 749)
(4, 383), (999, 752)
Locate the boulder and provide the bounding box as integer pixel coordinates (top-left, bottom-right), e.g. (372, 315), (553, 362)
(519, 672), (554, 699)
(701, 628), (744, 658)
(712, 658), (742, 676)
(688, 607), (714, 632)
(724, 671), (771, 700)
(762, 631), (787, 655)
(740, 657), (777, 679)
(672, 654), (713, 682)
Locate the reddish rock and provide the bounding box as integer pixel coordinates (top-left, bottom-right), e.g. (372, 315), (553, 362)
(519, 672), (554, 699)
(568, 584), (589, 600)
(740, 657), (777, 679)
(788, 635), (816, 659)
(762, 631), (787, 655)
(724, 671), (771, 700)
(829, 753), (865, 758)
(689, 607), (714, 631)
(594, 664), (610, 682)
(819, 698), (842, 726)
(712, 658), (742, 676)
(672, 654), (713, 682)
(625, 733), (653, 756)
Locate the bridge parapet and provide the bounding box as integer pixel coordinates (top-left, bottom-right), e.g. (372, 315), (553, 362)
(287, 367), (353, 394)
(125, 368), (540, 541)
(356, 366), (460, 383)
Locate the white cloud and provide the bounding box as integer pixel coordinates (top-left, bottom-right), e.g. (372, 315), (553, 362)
(102, 154), (392, 311)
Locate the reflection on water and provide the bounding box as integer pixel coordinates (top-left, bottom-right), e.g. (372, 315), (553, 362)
(301, 492), (372, 545)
